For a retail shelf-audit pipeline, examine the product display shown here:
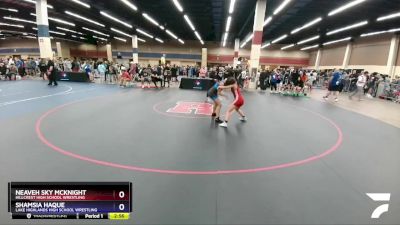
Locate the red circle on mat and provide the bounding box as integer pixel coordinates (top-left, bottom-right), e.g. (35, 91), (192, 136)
(35, 100), (343, 175)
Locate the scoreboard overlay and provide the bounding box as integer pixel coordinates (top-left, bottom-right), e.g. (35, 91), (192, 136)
(8, 182), (132, 220)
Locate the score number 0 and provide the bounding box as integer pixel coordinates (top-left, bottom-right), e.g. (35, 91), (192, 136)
(118, 191), (126, 211)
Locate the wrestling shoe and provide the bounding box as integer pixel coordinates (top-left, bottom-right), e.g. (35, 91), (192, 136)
(215, 118), (223, 123)
(239, 116), (247, 122)
(219, 122), (228, 128)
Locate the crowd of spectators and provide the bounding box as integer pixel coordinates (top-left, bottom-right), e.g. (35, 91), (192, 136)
(0, 57), (31, 80)
(258, 68), (316, 96)
(0, 56), (243, 89)
(256, 67), (399, 102)
(0, 56), (204, 88)
(0, 56), (399, 102)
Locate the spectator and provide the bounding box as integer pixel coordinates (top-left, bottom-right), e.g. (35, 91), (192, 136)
(239, 69), (247, 88)
(163, 64), (171, 87)
(8, 57), (15, 67)
(299, 71), (308, 91)
(140, 65), (152, 88)
(188, 66), (193, 77)
(83, 61), (93, 82)
(224, 67), (234, 80)
(64, 58), (72, 72)
(129, 61), (137, 78)
(270, 72), (278, 93)
(7, 63), (18, 80)
(209, 68), (217, 80)
(26, 58), (33, 76)
(35, 58), (40, 75)
(15, 58), (25, 76)
(199, 67), (207, 78)
(108, 63), (118, 84)
(312, 70), (318, 85)
(39, 58), (48, 80)
(97, 61), (106, 81)
(366, 73), (377, 98)
(171, 65), (178, 81)
(119, 67), (132, 87)
(323, 70), (342, 102)
(349, 71), (367, 101)
(291, 69), (300, 89)
(71, 58), (80, 72)
(258, 69), (269, 91)
(0, 61), (7, 80)
(56, 58), (64, 72)
(151, 67), (163, 88)
(275, 69), (282, 93)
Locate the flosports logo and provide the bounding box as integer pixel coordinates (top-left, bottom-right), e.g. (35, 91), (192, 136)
(167, 101), (213, 116)
(366, 193), (391, 219)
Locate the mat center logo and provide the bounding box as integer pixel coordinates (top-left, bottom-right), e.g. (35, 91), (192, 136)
(167, 101), (213, 116)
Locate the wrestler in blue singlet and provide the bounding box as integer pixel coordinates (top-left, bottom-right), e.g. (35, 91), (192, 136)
(207, 82), (220, 101)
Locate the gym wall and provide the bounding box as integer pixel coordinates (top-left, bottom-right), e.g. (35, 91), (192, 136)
(308, 34), (400, 75)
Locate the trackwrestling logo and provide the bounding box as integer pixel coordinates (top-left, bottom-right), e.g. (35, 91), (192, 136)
(366, 193), (391, 219)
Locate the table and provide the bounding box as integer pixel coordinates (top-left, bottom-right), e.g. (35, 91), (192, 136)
(179, 77), (215, 90)
(56, 71), (89, 82)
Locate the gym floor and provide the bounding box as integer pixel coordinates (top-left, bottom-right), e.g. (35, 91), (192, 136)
(0, 80), (399, 225)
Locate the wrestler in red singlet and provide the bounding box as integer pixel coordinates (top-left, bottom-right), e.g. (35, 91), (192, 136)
(218, 77), (247, 128)
(232, 85), (244, 108)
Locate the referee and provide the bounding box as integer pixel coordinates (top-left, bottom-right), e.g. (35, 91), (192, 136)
(47, 58), (58, 86)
